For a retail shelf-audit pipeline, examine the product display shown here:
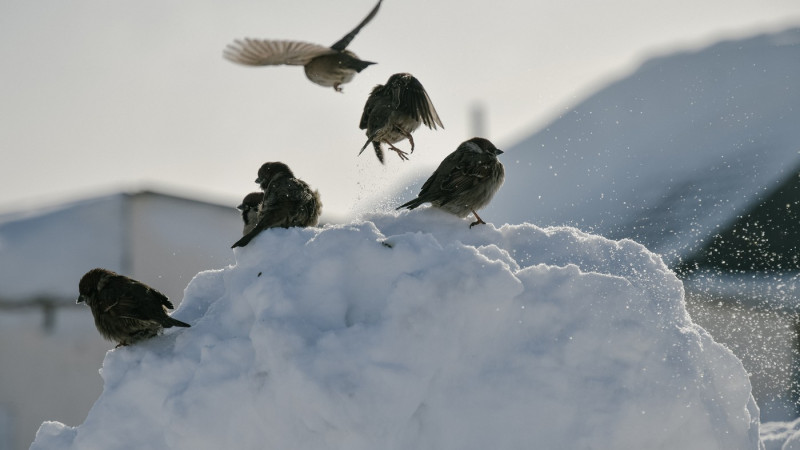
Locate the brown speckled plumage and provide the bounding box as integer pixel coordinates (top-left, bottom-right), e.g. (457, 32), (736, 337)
(232, 162), (322, 248)
(359, 73), (443, 163)
(77, 268), (190, 346)
(223, 0), (382, 92)
(397, 137), (504, 228)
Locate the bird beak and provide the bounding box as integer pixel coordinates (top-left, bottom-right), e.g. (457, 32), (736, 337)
(236, 203), (246, 211)
(495, 149), (504, 155)
(255, 177), (263, 184)
(76, 295), (85, 304)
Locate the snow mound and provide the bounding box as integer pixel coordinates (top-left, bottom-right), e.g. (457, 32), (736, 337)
(32, 211), (761, 449)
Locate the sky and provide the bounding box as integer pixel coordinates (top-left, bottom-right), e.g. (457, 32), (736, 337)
(2, 0), (800, 221)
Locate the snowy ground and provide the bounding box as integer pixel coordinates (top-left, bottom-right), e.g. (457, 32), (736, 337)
(31, 211), (762, 449)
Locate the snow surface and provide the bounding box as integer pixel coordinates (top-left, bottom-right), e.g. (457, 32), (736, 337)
(31, 211), (762, 449)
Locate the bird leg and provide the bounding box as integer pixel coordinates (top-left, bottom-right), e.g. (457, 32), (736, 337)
(333, 83), (343, 93)
(469, 210), (487, 228)
(386, 141), (410, 161)
(403, 131), (416, 153)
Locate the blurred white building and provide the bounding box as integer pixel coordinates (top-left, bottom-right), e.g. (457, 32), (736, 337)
(0, 190), (240, 450)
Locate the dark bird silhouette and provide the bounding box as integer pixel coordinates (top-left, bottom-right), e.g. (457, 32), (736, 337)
(359, 72), (443, 163)
(77, 268), (190, 347)
(232, 162), (322, 248)
(238, 192), (265, 235)
(397, 137), (505, 227)
(223, 0), (382, 92)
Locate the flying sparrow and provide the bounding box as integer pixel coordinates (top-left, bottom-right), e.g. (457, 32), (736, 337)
(238, 192), (264, 235)
(359, 72), (443, 163)
(232, 162), (322, 248)
(77, 268), (190, 347)
(223, 0), (382, 92)
(397, 137), (504, 228)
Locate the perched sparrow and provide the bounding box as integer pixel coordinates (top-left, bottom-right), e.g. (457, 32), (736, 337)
(223, 0), (382, 92)
(397, 137), (505, 228)
(232, 162), (322, 248)
(359, 73), (443, 163)
(77, 268), (190, 347)
(238, 192), (265, 235)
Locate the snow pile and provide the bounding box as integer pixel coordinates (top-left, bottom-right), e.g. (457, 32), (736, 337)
(31, 211), (761, 449)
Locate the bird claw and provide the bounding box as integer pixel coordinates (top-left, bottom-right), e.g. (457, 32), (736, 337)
(387, 142), (409, 161)
(391, 148), (409, 161)
(469, 210), (486, 228)
(334, 83), (343, 93)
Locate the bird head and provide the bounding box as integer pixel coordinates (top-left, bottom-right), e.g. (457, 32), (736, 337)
(77, 268), (110, 304)
(255, 162), (294, 189)
(466, 137), (503, 157)
(256, 162), (294, 189)
(237, 192), (264, 211)
(386, 73), (414, 108)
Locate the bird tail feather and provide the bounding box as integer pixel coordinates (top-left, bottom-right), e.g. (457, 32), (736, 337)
(231, 230), (257, 248)
(397, 197), (423, 211)
(359, 137), (372, 154)
(166, 317), (191, 328)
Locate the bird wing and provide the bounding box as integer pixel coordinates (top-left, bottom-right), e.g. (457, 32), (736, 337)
(223, 39), (335, 66)
(98, 276), (173, 321)
(416, 149), (492, 206)
(330, 0), (383, 51)
(359, 84), (386, 130)
(402, 77), (444, 130)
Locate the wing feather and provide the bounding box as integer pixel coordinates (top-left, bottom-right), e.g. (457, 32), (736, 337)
(223, 39), (334, 66)
(402, 77), (443, 130)
(330, 0), (383, 51)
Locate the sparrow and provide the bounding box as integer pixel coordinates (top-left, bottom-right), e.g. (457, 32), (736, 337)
(397, 137), (505, 228)
(238, 192), (265, 235)
(359, 73), (443, 163)
(77, 268), (190, 347)
(232, 162), (322, 248)
(223, 0), (382, 92)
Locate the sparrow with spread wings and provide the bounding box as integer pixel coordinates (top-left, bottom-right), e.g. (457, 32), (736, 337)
(224, 0), (382, 92)
(359, 72), (443, 163)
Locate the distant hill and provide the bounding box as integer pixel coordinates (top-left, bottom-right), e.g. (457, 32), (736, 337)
(481, 28), (800, 266)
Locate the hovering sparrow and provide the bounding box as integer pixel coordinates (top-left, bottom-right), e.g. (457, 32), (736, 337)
(397, 137), (505, 228)
(223, 0), (382, 92)
(77, 268), (190, 347)
(359, 73), (443, 163)
(232, 162), (322, 248)
(238, 192), (265, 235)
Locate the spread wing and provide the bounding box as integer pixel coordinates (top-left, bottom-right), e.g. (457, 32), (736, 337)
(401, 77), (444, 130)
(223, 39), (335, 66)
(331, 0), (383, 51)
(359, 84), (386, 130)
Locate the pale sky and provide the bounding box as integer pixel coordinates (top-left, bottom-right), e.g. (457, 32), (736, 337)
(2, 0), (799, 221)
